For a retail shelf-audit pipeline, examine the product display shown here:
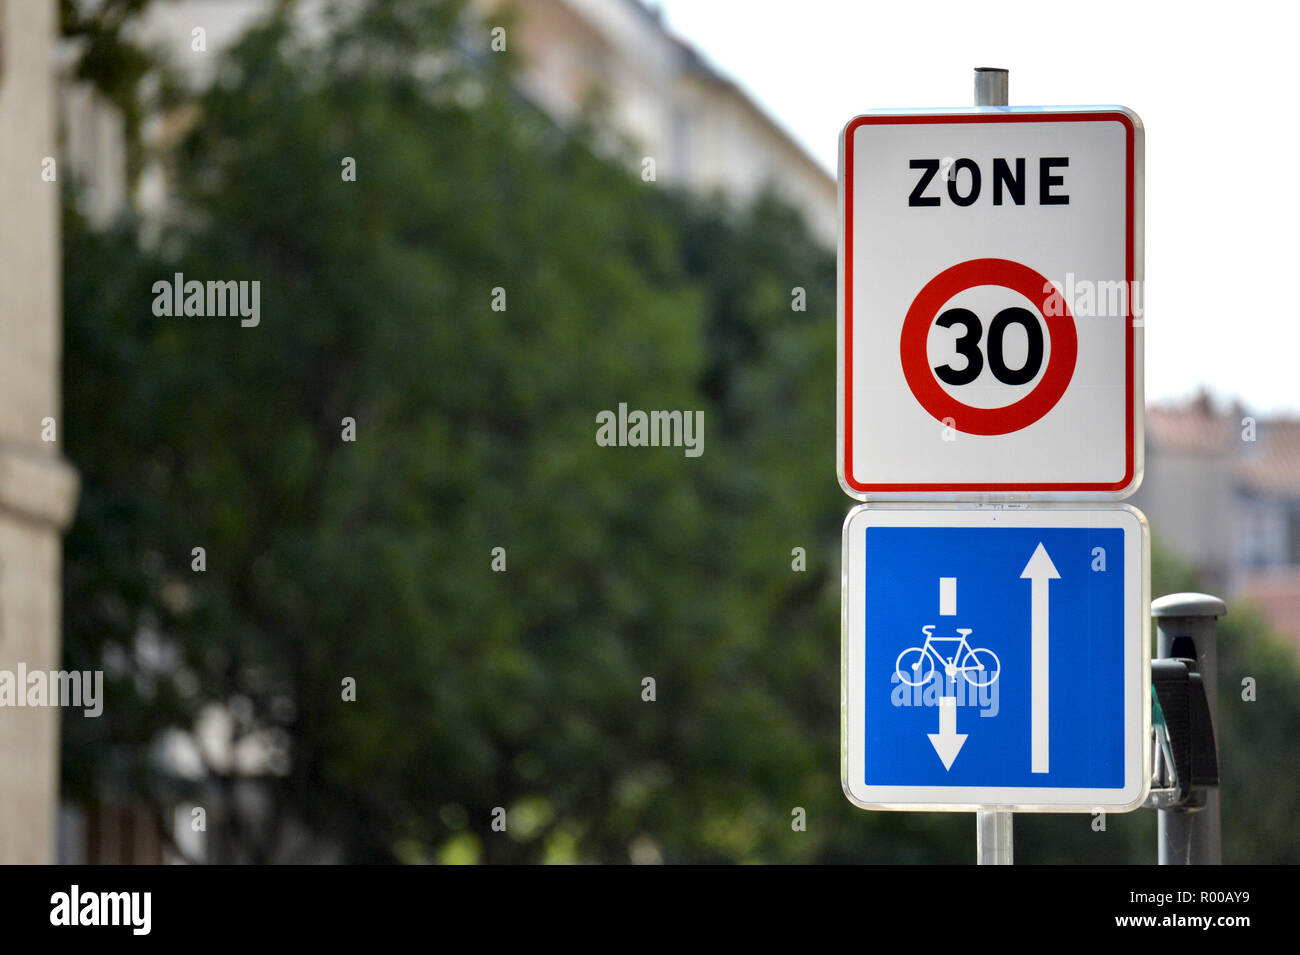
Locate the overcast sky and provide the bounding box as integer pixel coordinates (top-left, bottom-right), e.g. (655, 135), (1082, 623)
(656, 0), (1300, 415)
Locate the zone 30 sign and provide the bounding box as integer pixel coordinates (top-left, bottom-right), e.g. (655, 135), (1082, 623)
(837, 109), (1144, 497)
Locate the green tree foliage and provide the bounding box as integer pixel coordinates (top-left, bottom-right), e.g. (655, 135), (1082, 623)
(62, 0), (1300, 863)
(60, 0), (186, 185)
(1212, 606), (1300, 864)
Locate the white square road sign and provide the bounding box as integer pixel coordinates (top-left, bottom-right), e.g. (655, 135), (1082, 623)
(837, 108), (1144, 498)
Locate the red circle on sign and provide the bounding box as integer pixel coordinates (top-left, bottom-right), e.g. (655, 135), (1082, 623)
(899, 258), (1077, 436)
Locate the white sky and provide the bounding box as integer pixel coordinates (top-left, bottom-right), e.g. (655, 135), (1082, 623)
(657, 0), (1300, 414)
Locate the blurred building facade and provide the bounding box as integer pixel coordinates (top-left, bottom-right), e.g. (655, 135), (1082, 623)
(63, 0), (838, 246)
(1131, 393), (1300, 652)
(475, 0), (837, 246)
(0, 0), (80, 863)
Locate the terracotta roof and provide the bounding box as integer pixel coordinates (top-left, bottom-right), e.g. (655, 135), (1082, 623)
(1239, 419), (1300, 494)
(1145, 403), (1234, 453)
(1147, 400), (1300, 494)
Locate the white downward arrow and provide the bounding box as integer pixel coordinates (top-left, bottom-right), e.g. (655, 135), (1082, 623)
(928, 696), (967, 770)
(1021, 542), (1060, 774)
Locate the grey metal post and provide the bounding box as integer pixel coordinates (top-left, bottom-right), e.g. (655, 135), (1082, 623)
(972, 66), (1013, 864)
(1152, 592), (1225, 864)
(974, 67), (1008, 108)
(976, 809), (1013, 865)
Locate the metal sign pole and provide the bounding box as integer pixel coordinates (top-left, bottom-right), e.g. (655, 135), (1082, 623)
(977, 808), (1013, 865)
(974, 67), (1008, 110)
(1153, 593), (1225, 864)
(973, 66), (1013, 866)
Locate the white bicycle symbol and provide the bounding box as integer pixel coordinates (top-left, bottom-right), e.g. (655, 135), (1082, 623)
(895, 625), (1001, 688)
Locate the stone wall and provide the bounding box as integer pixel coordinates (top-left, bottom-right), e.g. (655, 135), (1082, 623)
(0, 0), (79, 864)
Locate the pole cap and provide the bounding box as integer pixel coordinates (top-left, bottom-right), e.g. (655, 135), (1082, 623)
(1152, 592), (1227, 619)
(973, 68), (1009, 107)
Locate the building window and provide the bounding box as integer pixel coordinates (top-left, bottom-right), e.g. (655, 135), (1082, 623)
(1237, 498), (1266, 568)
(1288, 505), (1300, 567)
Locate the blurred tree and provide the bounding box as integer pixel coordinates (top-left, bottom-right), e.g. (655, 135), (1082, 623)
(60, 0), (187, 186)
(62, 0), (1300, 863)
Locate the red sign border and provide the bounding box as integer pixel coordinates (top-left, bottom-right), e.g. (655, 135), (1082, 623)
(841, 110), (1137, 495)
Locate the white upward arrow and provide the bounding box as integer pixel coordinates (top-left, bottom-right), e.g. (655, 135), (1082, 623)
(1021, 542), (1060, 774)
(928, 696), (967, 770)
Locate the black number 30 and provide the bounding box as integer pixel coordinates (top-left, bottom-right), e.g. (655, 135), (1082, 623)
(933, 306), (1044, 387)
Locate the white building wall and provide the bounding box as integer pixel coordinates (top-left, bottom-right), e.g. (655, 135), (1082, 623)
(63, 0), (839, 246)
(481, 0), (838, 245)
(0, 0), (79, 864)
(1129, 446), (1235, 588)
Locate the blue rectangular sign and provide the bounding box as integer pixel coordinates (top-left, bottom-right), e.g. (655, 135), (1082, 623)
(842, 505), (1149, 811)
